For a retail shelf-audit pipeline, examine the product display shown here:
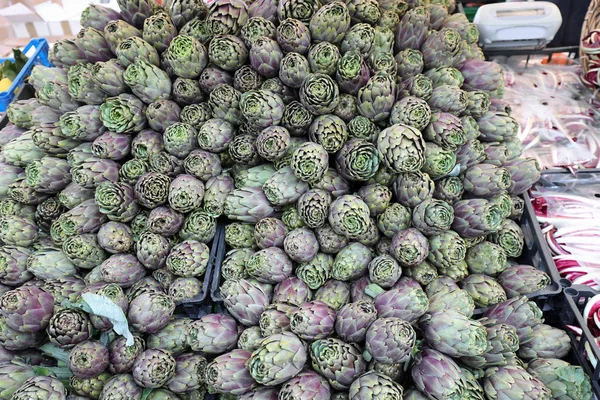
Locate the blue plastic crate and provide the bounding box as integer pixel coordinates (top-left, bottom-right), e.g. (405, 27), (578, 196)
(0, 38), (51, 112)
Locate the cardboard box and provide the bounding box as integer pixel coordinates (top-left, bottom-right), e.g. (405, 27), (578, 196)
(0, 0), (108, 44)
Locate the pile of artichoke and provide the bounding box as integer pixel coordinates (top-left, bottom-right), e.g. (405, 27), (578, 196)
(0, 0), (592, 398)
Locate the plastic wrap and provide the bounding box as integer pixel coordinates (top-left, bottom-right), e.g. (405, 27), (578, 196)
(501, 61), (600, 170)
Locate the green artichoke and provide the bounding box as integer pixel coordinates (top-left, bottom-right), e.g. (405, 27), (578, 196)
(527, 358), (593, 400)
(208, 34), (249, 72)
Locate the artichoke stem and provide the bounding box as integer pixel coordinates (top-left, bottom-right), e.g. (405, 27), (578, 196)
(141, 388), (153, 400)
(33, 366), (72, 382)
(365, 283), (384, 298)
(363, 350), (373, 362)
(39, 342), (70, 363)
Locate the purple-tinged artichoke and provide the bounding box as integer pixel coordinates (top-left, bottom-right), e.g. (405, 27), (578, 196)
(221, 279), (271, 326)
(11, 376), (67, 400)
(290, 300), (336, 340)
(273, 277), (313, 306)
(92, 132), (132, 161)
(422, 27), (463, 69)
(0, 316), (44, 350)
(132, 349), (176, 389)
(412, 349), (467, 399)
(460, 60), (505, 97)
(145, 101), (181, 134)
(0, 246), (32, 287)
(0, 286), (53, 333)
(283, 228), (319, 263)
(225, 187), (276, 223)
(452, 199), (503, 238)
(108, 336), (145, 374)
(47, 308), (92, 348)
(309, 2), (350, 44)
(69, 340), (109, 379)
(504, 158), (541, 195)
(377, 203), (412, 238)
(300, 73), (340, 115)
(366, 283), (429, 323)
(357, 72), (395, 122)
(314, 279), (351, 310)
(128, 292), (175, 334)
(166, 353), (207, 394)
(483, 365), (552, 400)
(483, 296), (544, 345)
(498, 264), (551, 298)
(335, 300), (377, 343)
(259, 302), (296, 336)
(205, 349), (257, 395)
(335, 139), (380, 182)
(395, 7), (429, 52)
(249, 37), (283, 78)
(327, 194), (372, 241)
(147, 206), (184, 237)
(276, 18), (311, 54)
(310, 338), (366, 390)
(296, 253), (333, 291)
(99, 373), (143, 400)
(279, 370), (332, 399)
(188, 313), (239, 354)
(246, 247), (293, 283)
(390, 228), (429, 267)
(71, 157), (120, 189)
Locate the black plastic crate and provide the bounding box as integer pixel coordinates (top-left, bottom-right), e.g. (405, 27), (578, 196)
(179, 221), (226, 319)
(494, 192), (561, 299)
(549, 286), (600, 396)
(470, 193), (561, 314)
(209, 222), (228, 306)
(519, 192), (562, 295)
(211, 194), (562, 312)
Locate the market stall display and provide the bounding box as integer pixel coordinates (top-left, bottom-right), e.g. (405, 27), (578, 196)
(0, 0), (594, 398)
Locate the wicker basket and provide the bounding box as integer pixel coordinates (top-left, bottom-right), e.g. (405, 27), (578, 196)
(581, 0), (600, 74)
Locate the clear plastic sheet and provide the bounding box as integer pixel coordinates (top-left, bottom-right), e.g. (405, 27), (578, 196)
(500, 60), (600, 170)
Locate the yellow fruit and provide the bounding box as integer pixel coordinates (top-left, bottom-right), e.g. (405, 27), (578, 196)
(0, 78), (12, 92)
